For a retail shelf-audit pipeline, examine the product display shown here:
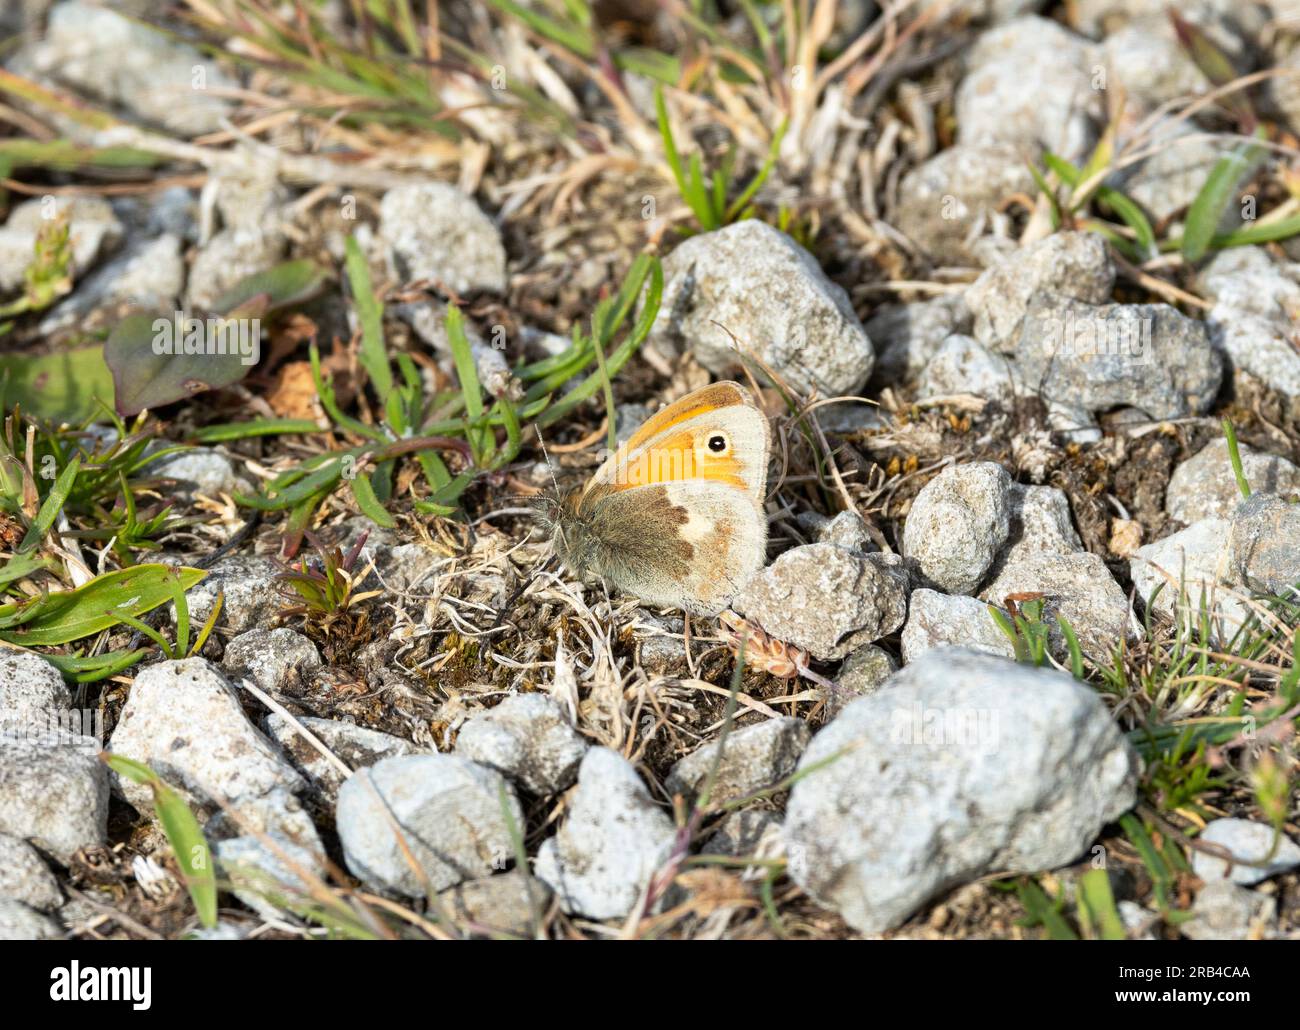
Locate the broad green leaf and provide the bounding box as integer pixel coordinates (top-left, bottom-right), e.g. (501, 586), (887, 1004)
(0, 347), (115, 422)
(104, 312), (261, 416)
(105, 260), (327, 415)
(0, 564), (205, 646)
(209, 259), (328, 318)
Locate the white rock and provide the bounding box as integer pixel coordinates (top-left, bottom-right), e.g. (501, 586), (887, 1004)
(918, 334), (1018, 401)
(263, 713), (417, 797)
(902, 462), (1012, 594)
(175, 556), (283, 635)
(185, 225), (287, 310)
(455, 694), (589, 797)
(108, 659), (314, 847)
(534, 748), (675, 920)
(893, 144), (1034, 265)
(956, 17), (1102, 163)
(336, 754), (522, 898)
(0, 651), (70, 725)
(996, 484), (1083, 568)
(0, 832), (61, 910)
(782, 648), (1139, 933)
(1182, 880), (1276, 941)
(981, 550), (1133, 661)
(1199, 247), (1300, 396)
(665, 718), (810, 804)
(379, 182), (507, 294)
(651, 220), (874, 396)
(214, 834), (326, 921)
(0, 195), (122, 291)
(1167, 439), (1300, 524)
(867, 293), (973, 385)
(1228, 492), (1300, 595)
(965, 232), (1114, 352)
(222, 628), (322, 694)
(146, 448), (248, 500)
(1130, 518), (1247, 642)
(30, 2), (236, 135)
(0, 896), (63, 940)
(900, 589), (1016, 664)
(735, 544), (909, 660)
(0, 732), (107, 860)
(1192, 818), (1300, 887)
(439, 870), (552, 938)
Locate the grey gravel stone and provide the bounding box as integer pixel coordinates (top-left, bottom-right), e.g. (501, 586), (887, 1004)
(815, 510), (873, 554)
(918, 334), (1018, 401)
(0, 195), (122, 291)
(1167, 440), (1300, 524)
(146, 448), (249, 501)
(782, 648), (1139, 933)
(1102, 17), (1224, 113)
(222, 628), (322, 694)
(108, 659), (315, 847)
(534, 747), (675, 920)
(900, 589), (1015, 664)
(1183, 881), (1277, 941)
(867, 293), (973, 385)
(893, 144), (1035, 265)
(995, 484), (1083, 568)
(965, 232), (1115, 352)
(175, 556), (283, 635)
(1131, 518), (1246, 641)
(40, 233), (185, 331)
(651, 220), (874, 396)
(440, 871), (552, 937)
(832, 644), (897, 709)
(26, 2), (236, 135)
(981, 550), (1133, 661)
(701, 809), (784, 863)
(1199, 246), (1300, 396)
(0, 832), (61, 910)
(0, 732), (107, 860)
(185, 225), (287, 310)
(955, 17), (1102, 163)
(1193, 818), (1300, 887)
(455, 694), (589, 796)
(1228, 493), (1300, 596)
(665, 718), (810, 805)
(263, 713), (416, 798)
(1014, 294), (1222, 419)
(902, 462), (1012, 595)
(0, 651), (70, 725)
(0, 896), (63, 940)
(379, 182), (507, 294)
(215, 834), (325, 921)
(1114, 120), (1238, 229)
(1073, 0), (1265, 57)
(336, 754), (523, 898)
(735, 544), (909, 660)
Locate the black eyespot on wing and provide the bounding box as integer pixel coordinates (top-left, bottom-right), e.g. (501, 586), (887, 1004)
(707, 433), (728, 453)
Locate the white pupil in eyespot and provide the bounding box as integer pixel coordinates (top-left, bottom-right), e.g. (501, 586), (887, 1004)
(708, 435), (727, 453)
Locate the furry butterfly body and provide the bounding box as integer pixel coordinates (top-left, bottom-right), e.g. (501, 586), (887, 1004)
(538, 381), (770, 615)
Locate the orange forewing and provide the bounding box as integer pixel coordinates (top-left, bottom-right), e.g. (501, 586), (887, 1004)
(614, 428), (746, 490)
(621, 382), (746, 454)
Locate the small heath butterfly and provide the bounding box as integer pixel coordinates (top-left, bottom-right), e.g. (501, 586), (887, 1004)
(536, 380), (771, 615)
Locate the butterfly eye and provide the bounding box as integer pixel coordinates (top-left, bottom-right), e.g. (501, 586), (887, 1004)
(706, 433), (729, 454)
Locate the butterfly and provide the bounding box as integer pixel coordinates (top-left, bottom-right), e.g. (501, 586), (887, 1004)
(536, 381), (771, 615)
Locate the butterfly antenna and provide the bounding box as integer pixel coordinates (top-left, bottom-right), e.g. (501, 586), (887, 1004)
(534, 424), (562, 496)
